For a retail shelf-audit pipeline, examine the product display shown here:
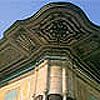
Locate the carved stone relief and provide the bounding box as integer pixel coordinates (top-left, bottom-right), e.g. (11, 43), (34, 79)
(11, 29), (37, 53)
(0, 45), (22, 71)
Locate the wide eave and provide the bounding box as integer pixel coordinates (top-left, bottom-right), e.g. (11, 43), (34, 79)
(0, 2), (100, 84)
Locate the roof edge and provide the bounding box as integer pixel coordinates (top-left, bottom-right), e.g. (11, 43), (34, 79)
(0, 2), (100, 40)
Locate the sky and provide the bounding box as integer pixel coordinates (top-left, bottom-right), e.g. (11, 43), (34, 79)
(0, 0), (100, 39)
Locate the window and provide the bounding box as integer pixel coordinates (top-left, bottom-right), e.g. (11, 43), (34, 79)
(5, 90), (18, 100)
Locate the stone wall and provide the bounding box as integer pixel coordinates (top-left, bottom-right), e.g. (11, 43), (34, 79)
(0, 60), (100, 100)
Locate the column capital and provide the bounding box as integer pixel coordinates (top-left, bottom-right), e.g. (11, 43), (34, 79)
(49, 59), (68, 66)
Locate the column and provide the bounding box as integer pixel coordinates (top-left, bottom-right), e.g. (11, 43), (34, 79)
(62, 67), (67, 100)
(67, 68), (75, 100)
(43, 60), (49, 100)
(49, 60), (62, 95)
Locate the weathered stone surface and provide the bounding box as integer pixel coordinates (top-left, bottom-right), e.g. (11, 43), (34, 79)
(0, 60), (100, 100)
(0, 2), (100, 94)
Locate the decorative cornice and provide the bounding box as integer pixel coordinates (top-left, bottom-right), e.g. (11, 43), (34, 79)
(0, 2), (100, 85)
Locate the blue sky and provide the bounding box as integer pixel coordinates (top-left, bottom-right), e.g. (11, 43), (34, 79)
(0, 0), (100, 39)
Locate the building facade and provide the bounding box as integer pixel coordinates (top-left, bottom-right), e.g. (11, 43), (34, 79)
(0, 2), (100, 100)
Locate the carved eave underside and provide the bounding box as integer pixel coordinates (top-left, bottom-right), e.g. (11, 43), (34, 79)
(0, 2), (100, 85)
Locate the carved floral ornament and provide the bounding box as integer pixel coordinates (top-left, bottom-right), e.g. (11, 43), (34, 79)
(46, 19), (70, 42)
(32, 15), (85, 45)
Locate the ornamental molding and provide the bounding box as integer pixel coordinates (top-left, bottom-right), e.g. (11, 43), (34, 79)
(0, 2), (100, 84)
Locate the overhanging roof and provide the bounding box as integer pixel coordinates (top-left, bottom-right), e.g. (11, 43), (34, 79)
(0, 2), (100, 85)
